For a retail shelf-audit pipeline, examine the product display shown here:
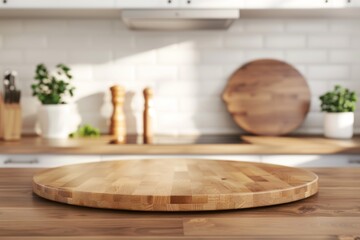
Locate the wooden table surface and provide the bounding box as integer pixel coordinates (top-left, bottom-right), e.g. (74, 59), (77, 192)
(1, 167), (359, 239)
(2, 135), (360, 155)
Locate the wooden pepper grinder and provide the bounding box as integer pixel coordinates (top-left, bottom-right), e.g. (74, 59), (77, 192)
(110, 85), (126, 144)
(143, 87), (154, 144)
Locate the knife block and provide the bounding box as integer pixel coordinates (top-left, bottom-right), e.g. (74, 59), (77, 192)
(0, 96), (22, 141)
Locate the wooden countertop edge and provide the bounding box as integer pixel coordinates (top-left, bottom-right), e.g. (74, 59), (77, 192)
(1, 135), (360, 155)
(1, 144), (359, 155)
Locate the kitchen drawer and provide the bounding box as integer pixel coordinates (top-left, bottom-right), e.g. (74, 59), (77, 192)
(101, 155), (261, 162)
(0, 155), (101, 168)
(261, 155), (360, 167)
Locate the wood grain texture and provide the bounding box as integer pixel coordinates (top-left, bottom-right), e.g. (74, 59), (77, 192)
(1, 168), (360, 239)
(0, 96), (22, 141)
(109, 85), (126, 144)
(32, 159), (318, 211)
(223, 59), (311, 136)
(2, 135), (360, 155)
(143, 87), (154, 144)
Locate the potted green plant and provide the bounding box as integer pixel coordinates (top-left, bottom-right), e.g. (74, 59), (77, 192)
(319, 85), (357, 139)
(31, 63), (80, 139)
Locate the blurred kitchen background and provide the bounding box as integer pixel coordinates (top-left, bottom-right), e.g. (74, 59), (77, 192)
(0, 17), (359, 135)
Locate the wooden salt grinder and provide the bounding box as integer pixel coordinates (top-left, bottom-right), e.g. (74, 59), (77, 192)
(110, 85), (126, 144)
(143, 87), (154, 144)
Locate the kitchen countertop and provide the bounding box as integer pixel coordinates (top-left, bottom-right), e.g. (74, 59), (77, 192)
(1, 134), (360, 155)
(0, 168), (359, 239)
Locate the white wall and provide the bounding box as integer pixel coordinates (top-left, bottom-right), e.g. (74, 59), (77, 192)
(0, 18), (359, 135)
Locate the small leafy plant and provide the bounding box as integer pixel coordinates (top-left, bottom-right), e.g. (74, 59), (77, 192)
(69, 124), (101, 138)
(319, 85), (357, 112)
(31, 63), (75, 104)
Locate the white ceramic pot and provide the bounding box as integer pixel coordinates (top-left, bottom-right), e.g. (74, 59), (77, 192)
(37, 104), (81, 139)
(323, 112), (354, 139)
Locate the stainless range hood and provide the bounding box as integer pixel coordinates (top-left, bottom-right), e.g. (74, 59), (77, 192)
(121, 10), (240, 31)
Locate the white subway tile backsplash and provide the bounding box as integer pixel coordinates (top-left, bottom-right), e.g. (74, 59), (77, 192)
(286, 50), (327, 63)
(157, 49), (201, 65)
(136, 65), (178, 82)
(245, 20), (284, 33)
(24, 50), (67, 64)
(134, 34), (178, 50)
(307, 81), (330, 96)
(154, 97), (178, 112)
(114, 50), (157, 65)
(3, 34), (47, 49)
(328, 81), (360, 91)
(71, 65), (93, 82)
(24, 20), (67, 33)
(48, 34), (91, 50)
(265, 35), (306, 49)
(0, 50), (23, 64)
(285, 20), (328, 33)
(199, 78), (228, 97)
(93, 65), (135, 82)
(301, 112), (324, 128)
(91, 34), (133, 49)
(224, 35), (263, 48)
(201, 49), (245, 64)
(351, 36), (360, 49)
(178, 35), (223, 49)
(228, 21), (245, 33)
(351, 65), (360, 80)
(66, 20), (113, 34)
(330, 50), (359, 63)
(179, 97), (227, 113)
(0, 20), (22, 33)
(0, 18), (359, 135)
(68, 50), (112, 64)
(308, 65), (349, 80)
(178, 65), (223, 81)
(245, 50), (284, 61)
(308, 35), (350, 48)
(329, 19), (360, 34)
(310, 96), (321, 112)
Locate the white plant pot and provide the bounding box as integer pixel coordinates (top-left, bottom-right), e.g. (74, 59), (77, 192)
(37, 104), (81, 139)
(323, 112), (354, 139)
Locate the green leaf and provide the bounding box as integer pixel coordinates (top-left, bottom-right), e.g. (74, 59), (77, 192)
(319, 85), (357, 113)
(32, 63), (75, 104)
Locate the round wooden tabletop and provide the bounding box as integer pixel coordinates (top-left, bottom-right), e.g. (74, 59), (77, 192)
(33, 159), (318, 211)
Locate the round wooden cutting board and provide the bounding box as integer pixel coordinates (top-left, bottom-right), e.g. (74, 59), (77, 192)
(223, 59), (311, 136)
(33, 159), (318, 211)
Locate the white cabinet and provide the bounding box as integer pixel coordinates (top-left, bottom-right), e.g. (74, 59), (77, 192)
(261, 155), (360, 167)
(348, 0), (360, 7)
(1, 0), (114, 9)
(115, 0), (179, 8)
(179, 0), (244, 8)
(244, 0), (324, 9)
(0, 154), (359, 168)
(243, 0), (353, 9)
(101, 154), (261, 162)
(0, 155), (101, 168)
(0, 0), (358, 9)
